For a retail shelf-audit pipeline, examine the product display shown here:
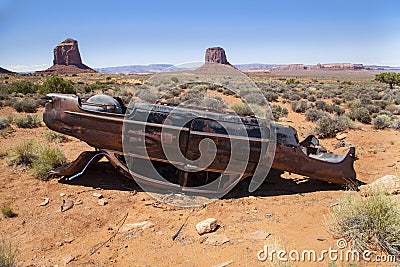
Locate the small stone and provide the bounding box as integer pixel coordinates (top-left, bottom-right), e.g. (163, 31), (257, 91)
(93, 193), (103, 199)
(244, 230), (270, 240)
(317, 237), (327, 241)
(212, 260), (234, 267)
(204, 234), (229, 246)
(336, 133), (347, 140)
(199, 236), (208, 244)
(387, 163), (396, 167)
(56, 242), (63, 247)
(60, 193), (66, 197)
(61, 200), (74, 212)
(75, 199), (83, 205)
(38, 198), (50, 206)
(265, 213), (273, 218)
(98, 199), (108, 206)
(195, 218), (218, 235)
(120, 221), (155, 232)
(64, 237), (75, 243)
(63, 254), (75, 264)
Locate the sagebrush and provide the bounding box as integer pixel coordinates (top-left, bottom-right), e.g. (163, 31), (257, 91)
(327, 192), (400, 258)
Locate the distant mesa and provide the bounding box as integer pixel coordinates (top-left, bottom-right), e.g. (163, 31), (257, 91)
(205, 47), (230, 65)
(271, 63), (365, 71)
(0, 67), (14, 74)
(37, 38), (96, 74)
(194, 47), (237, 75)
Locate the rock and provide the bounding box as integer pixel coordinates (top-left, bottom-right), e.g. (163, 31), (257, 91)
(317, 237), (327, 241)
(60, 193), (66, 197)
(98, 199), (108, 206)
(359, 175), (400, 195)
(38, 198), (50, 206)
(36, 38), (96, 74)
(64, 237), (75, 243)
(204, 234), (229, 246)
(336, 133), (347, 140)
(120, 221), (155, 232)
(212, 260), (234, 267)
(62, 254), (74, 264)
(61, 200), (74, 212)
(244, 230), (270, 240)
(93, 193), (103, 199)
(199, 236), (208, 244)
(195, 218), (218, 235)
(334, 140), (346, 149)
(53, 38), (82, 65)
(205, 47), (229, 65)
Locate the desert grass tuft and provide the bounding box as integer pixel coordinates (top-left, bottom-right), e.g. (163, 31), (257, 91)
(1, 205), (16, 218)
(327, 191), (400, 258)
(13, 114), (41, 128)
(0, 239), (17, 266)
(8, 139), (66, 180)
(31, 146), (66, 180)
(44, 131), (69, 143)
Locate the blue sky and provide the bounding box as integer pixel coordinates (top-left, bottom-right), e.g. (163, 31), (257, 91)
(1, 0), (399, 72)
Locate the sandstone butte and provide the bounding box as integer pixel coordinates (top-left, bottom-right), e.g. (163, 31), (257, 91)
(36, 38), (96, 75)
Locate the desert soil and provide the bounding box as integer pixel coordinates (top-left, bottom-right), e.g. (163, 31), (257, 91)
(0, 79), (399, 267)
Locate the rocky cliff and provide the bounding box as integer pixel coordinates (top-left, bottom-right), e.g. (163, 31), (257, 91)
(205, 47), (230, 65)
(37, 38), (96, 74)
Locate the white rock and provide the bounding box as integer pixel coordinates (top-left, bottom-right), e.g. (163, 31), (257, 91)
(195, 218), (218, 235)
(98, 199), (108, 206)
(93, 192), (103, 198)
(212, 260), (234, 267)
(120, 221), (155, 232)
(336, 133), (347, 140)
(63, 254), (74, 264)
(38, 198), (49, 206)
(204, 234), (229, 246)
(244, 230), (270, 240)
(61, 200), (74, 212)
(64, 237), (75, 243)
(60, 193), (66, 197)
(359, 175), (400, 196)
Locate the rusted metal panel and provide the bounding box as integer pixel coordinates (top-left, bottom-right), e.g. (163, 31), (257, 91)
(43, 93), (358, 192)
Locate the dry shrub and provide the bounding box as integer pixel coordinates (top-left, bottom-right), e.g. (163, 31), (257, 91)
(372, 114), (391, 130)
(327, 192), (400, 258)
(315, 115), (352, 138)
(8, 139), (66, 180)
(0, 239), (17, 266)
(13, 115), (41, 128)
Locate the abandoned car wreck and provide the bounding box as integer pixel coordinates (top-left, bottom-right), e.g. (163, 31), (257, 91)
(43, 93), (358, 194)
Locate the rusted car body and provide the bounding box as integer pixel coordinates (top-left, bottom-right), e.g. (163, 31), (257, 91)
(43, 93), (358, 193)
